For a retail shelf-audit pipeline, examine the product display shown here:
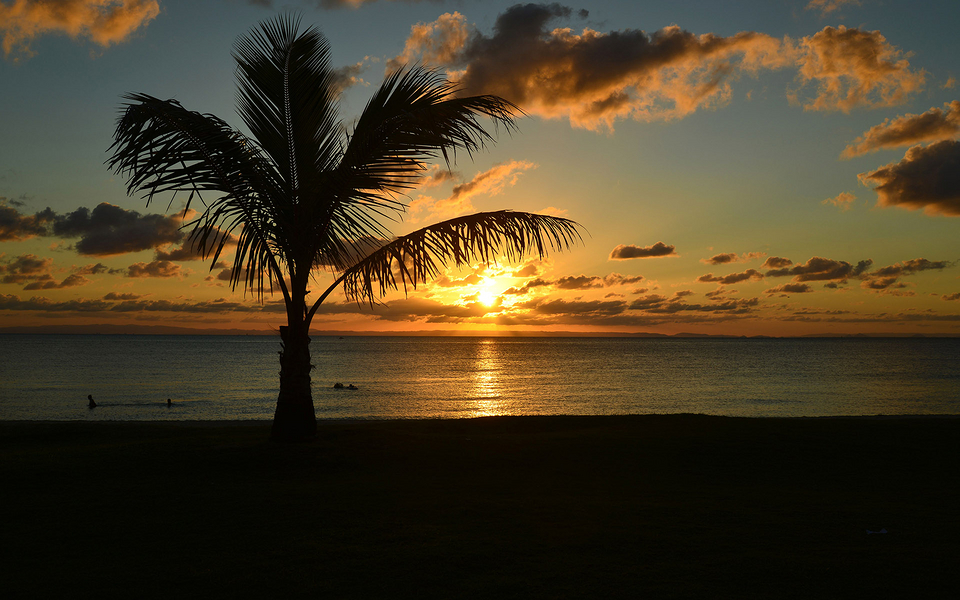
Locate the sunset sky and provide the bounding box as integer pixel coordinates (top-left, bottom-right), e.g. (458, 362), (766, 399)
(1, 0), (959, 336)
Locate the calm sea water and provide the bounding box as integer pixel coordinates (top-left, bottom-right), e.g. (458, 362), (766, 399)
(1, 334), (958, 421)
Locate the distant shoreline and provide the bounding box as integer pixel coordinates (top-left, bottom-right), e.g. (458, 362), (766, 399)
(2, 326), (959, 338)
(4, 413), (960, 427)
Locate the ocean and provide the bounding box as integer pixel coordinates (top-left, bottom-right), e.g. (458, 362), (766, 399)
(1, 334), (958, 421)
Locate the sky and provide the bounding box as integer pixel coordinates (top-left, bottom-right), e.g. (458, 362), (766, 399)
(1, 0), (959, 336)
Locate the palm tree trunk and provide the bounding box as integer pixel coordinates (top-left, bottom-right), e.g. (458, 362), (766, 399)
(271, 323), (317, 441)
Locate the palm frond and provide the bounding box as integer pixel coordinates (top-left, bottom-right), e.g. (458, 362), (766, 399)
(311, 211), (584, 319)
(106, 93), (290, 302)
(306, 67), (523, 274)
(234, 14), (342, 199)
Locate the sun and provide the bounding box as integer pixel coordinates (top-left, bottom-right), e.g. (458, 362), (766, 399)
(478, 289), (498, 307)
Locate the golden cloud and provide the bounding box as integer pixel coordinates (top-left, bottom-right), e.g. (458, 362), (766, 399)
(392, 7), (925, 131)
(842, 101), (960, 158)
(794, 26), (925, 113)
(409, 159), (537, 219)
(0, 0), (160, 57)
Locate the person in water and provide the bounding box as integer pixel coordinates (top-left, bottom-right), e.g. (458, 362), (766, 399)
(87, 394), (96, 408)
(167, 398), (172, 407)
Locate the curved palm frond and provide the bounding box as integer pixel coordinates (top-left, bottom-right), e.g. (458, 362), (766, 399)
(309, 66), (523, 273)
(310, 211), (584, 320)
(106, 93), (290, 302)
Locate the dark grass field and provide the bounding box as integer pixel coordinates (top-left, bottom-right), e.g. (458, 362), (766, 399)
(2, 415), (958, 598)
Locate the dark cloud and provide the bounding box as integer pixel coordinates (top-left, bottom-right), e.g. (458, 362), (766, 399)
(761, 256), (793, 269)
(397, 4), (792, 130)
(22, 273), (89, 291)
(0, 254), (52, 284)
(697, 269), (764, 285)
(0, 294), (113, 312)
(701, 252), (765, 265)
(870, 258), (951, 278)
(75, 263), (109, 275)
(396, 7), (922, 130)
(610, 242), (676, 260)
(860, 277), (905, 291)
(859, 140), (960, 216)
(842, 101), (960, 158)
(103, 292), (144, 301)
(124, 260), (185, 278)
(943, 293), (960, 301)
(604, 273), (645, 286)
(765, 283), (813, 295)
(765, 257), (872, 282)
(53, 203), (184, 256)
(554, 275), (604, 290)
(519, 297), (627, 317)
(704, 253), (737, 265)
(628, 293), (759, 314)
(0, 200), (55, 241)
(155, 244), (203, 262)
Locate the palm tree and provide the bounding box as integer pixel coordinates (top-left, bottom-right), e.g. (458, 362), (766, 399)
(108, 15), (582, 441)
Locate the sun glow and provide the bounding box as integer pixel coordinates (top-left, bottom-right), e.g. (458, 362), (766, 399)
(476, 276), (501, 307)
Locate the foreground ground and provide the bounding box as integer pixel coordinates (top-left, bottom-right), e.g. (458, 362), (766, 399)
(2, 415), (958, 598)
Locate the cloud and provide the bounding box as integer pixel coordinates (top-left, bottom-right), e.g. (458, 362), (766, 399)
(762, 256), (793, 269)
(554, 275), (604, 290)
(395, 8), (923, 130)
(0, 253), (101, 289)
(0, 0), (160, 58)
(0, 199), (56, 241)
(859, 277), (906, 291)
(22, 273), (89, 290)
(870, 258), (951, 278)
(603, 273), (645, 286)
(74, 263), (109, 275)
(50, 202), (185, 256)
(766, 256), (872, 282)
(858, 140), (960, 216)
(410, 160), (536, 218)
(701, 251), (765, 265)
(123, 260), (185, 278)
(389, 10), (469, 72)
(103, 292), (143, 300)
(0, 253), (52, 284)
(765, 283), (813, 295)
(805, 0), (861, 17)
(822, 191), (857, 211)
(858, 258), (952, 291)
(697, 269), (764, 285)
(793, 26), (925, 113)
(627, 293), (759, 315)
(417, 164), (460, 189)
(503, 271), (643, 296)
(943, 293), (960, 301)
(397, 5), (792, 130)
(841, 102), (960, 158)
(609, 242), (676, 260)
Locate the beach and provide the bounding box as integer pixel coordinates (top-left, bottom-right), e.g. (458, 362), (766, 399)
(2, 415), (958, 598)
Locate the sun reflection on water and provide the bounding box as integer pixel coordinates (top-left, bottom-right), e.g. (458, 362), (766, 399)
(468, 339), (504, 417)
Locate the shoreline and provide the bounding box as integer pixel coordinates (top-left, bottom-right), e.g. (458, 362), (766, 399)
(4, 412), (960, 426)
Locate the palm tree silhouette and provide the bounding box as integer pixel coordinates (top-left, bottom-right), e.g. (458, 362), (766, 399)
(108, 15), (582, 441)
